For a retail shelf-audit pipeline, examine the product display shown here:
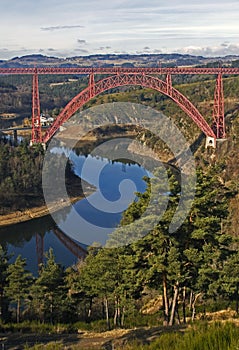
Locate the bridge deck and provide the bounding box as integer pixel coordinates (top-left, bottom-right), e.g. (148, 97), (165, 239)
(0, 67), (239, 75)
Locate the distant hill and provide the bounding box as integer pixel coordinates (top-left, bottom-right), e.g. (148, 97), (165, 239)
(1, 53), (239, 68)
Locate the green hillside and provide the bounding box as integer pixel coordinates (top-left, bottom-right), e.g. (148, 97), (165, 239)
(1, 73), (239, 234)
(81, 76), (239, 237)
(1, 73), (239, 347)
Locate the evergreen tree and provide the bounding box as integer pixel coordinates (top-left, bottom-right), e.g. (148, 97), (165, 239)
(32, 248), (66, 323)
(118, 167), (233, 325)
(79, 246), (140, 329)
(5, 255), (33, 323)
(0, 245), (10, 322)
(184, 167), (233, 319)
(218, 249), (239, 313)
(64, 261), (91, 323)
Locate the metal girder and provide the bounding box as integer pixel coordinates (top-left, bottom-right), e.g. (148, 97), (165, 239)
(89, 73), (95, 98)
(1, 67), (239, 76)
(43, 73), (216, 143)
(31, 70), (42, 144)
(1, 66), (229, 144)
(212, 73), (226, 139)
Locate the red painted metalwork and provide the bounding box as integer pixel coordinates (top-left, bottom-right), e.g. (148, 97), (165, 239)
(212, 72), (225, 139)
(1, 67), (239, 75)
(166, 74), (172, 95)
(89, 73), (95, 98)
(31, 70), (42, 143)
(2, 66), (238, 143)
(43, 73), (216, 143)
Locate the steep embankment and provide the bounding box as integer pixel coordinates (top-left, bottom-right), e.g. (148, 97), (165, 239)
(76, 75), (239, 236)
(1, 74), (239, 232)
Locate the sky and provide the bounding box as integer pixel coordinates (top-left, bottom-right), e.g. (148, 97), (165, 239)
(1, 0), (239, 59)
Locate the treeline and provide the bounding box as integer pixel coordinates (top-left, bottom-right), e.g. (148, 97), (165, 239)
(0, 139), (73, 212)
(0, 139), (45, 211)
(0, 166), (239, 329)
(0, 74), (88, 118)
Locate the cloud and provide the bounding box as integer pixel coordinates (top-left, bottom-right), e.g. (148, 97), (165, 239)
(97, 46), (112, 51)
(221, 41), (230, 47)
(74, 48), (89, 54)
(77, 39), (87, 44)
(135, 46), (153, 54)
(37, 48), (56, 53)
(41, 25), (84, 31)
(180, 42), (239, 56)
(1, 0), (239, 60)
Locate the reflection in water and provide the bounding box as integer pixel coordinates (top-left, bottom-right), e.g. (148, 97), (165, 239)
(55, 151), (149, 247)
(0, 215), (85, 275)
(36, 228), (87, 266)
(0, 152), (150, 274)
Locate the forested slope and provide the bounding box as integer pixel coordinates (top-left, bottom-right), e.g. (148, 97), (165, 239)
(1, 73), (239, 230)
(1, 70), (239, 339)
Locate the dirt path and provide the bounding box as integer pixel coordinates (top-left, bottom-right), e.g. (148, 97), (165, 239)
(0, 329), (129, 350)
(0, 326), (187, 350)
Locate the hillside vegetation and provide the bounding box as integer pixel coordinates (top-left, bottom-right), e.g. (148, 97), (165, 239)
(80, 75), (239, 236)
(1, 72), (239, 230)
(0, 71), (239, 348)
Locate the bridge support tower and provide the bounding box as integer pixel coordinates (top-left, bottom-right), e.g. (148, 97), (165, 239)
(212, 72), (226, 140)
(31, 69), (42, 145)
(27, 67), (229, 148)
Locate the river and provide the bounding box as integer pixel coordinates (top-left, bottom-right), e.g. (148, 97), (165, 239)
(0, 148), (150, 275)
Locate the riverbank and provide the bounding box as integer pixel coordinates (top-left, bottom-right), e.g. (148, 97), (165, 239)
(0, 125), (173, 229)
(0, 177), (95, 228)
(0, 196), (79, 228)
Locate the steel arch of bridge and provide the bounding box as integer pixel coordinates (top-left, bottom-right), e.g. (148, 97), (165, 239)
(43, 73), (216, 144)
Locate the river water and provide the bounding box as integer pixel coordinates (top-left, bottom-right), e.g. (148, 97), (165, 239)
(0, 149), (150, 274)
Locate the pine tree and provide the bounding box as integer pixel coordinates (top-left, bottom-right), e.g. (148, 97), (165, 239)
(0, 245), (10, 322)
(117, 166), (233, 325)
(5, 255), (33, 323)
(64, 261), (90, 323)
(78, 245), (140, 329)
(218, 249), (239, 313)
(32, 248), (66, 323)
(184, 167), (233, 318)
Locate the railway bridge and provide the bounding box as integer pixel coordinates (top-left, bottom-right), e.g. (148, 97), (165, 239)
(1, 66), (239, 147)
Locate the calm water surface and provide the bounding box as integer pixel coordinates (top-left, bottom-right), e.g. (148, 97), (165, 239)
(0, 149), (150, 274)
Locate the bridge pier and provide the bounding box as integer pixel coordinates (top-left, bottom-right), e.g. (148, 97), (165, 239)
(41, 142), (46, 151)
(31, 69), (42, 144)
(213, 72), (225, 139)
(205, 136), (216, 148)
(29, 140), (46, 150)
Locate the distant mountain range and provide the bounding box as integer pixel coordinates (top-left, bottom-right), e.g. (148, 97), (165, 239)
(1, 53), (239, 68)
